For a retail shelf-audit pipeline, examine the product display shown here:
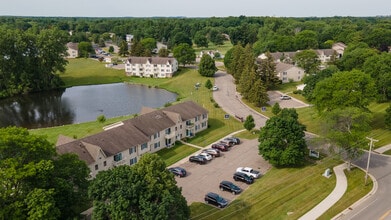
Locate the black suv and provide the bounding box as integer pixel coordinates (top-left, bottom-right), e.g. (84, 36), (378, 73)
(189, 155), (206, 164)
(233, 172), (254, 184)
(168, 167), (187, 177)
(219, 180), (242, 195)
(204, 192), (228, 208)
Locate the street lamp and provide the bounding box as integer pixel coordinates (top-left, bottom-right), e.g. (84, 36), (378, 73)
(365, 137), (378, 185)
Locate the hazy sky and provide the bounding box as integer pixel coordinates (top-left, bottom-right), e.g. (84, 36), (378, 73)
(2, 0), (391, 17)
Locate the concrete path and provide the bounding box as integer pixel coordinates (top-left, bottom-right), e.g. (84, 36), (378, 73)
(299, 163), (348, 220)
(374, 144), (391, 154)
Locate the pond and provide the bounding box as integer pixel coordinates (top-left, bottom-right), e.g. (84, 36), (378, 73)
(0, 83), (177, 129)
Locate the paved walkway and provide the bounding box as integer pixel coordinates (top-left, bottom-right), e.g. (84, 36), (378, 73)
(374, 144), (391, 154)
(299, 163), (348, 220)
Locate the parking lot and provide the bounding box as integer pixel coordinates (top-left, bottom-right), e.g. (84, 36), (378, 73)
(172, 138), (272, 205)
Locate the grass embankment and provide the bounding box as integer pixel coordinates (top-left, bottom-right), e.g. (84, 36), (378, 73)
(190, 157), (372, 220)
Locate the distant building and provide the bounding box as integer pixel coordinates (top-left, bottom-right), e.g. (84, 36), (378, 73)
(125, 57), (178, 78)
(275, 62), (304, 83)
(126, 34), (134, 42)
(66, 42), (78, 58)
(56, 101), (209, 178)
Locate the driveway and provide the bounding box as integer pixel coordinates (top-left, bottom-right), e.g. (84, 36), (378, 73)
(174, 139), (271, 204)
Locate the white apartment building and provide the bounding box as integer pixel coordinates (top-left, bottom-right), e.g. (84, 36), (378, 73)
(56, 101), (208, 178)
(125, 57), (178, 78)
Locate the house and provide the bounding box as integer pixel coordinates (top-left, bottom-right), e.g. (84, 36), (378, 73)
(56, 101), (208, 178)
(66, 42), (78, 58)
(200, 50), (219, 59)
(332, 42), (347, 58)
(126, 34), (134, 42)
(125, 57), (178, 78)
(275, 62), (304, 83)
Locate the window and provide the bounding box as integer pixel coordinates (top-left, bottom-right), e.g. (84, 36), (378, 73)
(165, 128), (171, 134)
(202, 114), (207, 119)
(202, 122), (207, 128)
(154, 132), (160, 139)
(129, 146), (136, 154)
(195, 116), (199, 122)
(154, 142), (160, 149)
(283, 72), (287, 75)
(141, 143), (148, 150)
(103, 161), (107, 167)
(114, 153), (122, 162)
(180, 125), (182, 129)
(186, 120), (192, 125)
(95, 164), (98, 170)
(130, 157), (137, 165)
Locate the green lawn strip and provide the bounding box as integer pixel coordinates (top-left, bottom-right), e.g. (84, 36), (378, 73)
(190, 157), (341, 219)
(61, 58), (125, 86)
(383, 150), (391, 155)
(234, 130), (259, 140)
(193, 41), (233, 56)
(156, 143), (199, 166)
(318, 167), (373, 220)
(30, 115), (134, 144)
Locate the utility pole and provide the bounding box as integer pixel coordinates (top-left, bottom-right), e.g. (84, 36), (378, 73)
(365, 137), (378, 185)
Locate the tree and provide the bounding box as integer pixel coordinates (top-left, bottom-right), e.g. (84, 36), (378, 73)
(257, 52), (280, 89)
(294, 50), (320, 74)
(198, 54), (217, 77)
(78, 41), (94, 58)
(119, 39), (129, 56)
(385, 104), (391, 129)
(272, 103), (281, 115)
(158, 48), (169, 57)
(205, 79), (213, 89)
(258, 109), (307, 167)
(312, 70), (376, 112)
(171, 32), (192, 47)
(89, 153), (190, 220)
(0, 127), (89, 219)
(209, 29), (225, 45)
(322, 107), (372, 170)
(173, 43), (196, 66)
(243, 115), (255, 131)
(302, 66), (337, 101)
(140, 37), (157, 53)
(337, 44), (378, 71)
(363, 52), (391, 102)
(194, 32), (208, 48)
(294, 30), (318, 49)
(108, 45), (114, 53)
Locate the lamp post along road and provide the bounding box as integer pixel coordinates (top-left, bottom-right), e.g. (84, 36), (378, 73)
(365, 137), (378, 185)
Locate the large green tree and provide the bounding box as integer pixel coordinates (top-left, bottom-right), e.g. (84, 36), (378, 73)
(198, 54), (217, 77)
(294, 50), (321, 74)
(173, 43), (196, 66)
(0, 127), (89, 219)
(363, 52), (391, 102)
(321, 107), (372, 170)
(258, 109), (307, 167)
(140, 37), (157, 53)
(89, 153), (189, 220)
(257, 51), (280, 90)
(78, 41), (94, 58)
(312, 70), (376, 112)
(194, 31), (208, 48)
(302, 66), (338, 101)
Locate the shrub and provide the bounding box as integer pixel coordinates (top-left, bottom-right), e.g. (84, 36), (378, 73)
(97, 115), (106, 123)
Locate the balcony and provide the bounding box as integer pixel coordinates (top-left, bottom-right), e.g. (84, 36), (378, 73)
(165, 131), (176, 139)
(186, 123), (194, 129)
(112, 159), (127, 167)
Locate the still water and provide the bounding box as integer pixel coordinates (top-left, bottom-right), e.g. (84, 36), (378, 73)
(0, 83), (177, 129)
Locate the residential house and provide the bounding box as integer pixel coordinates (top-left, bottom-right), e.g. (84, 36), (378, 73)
(332, 42), (347, 58)
(125, 57), (178, 78)
(56, 101), (208, 178)
(126, 34), (134, 42)
(66, 42), (79, 58)
(199, 50), (220, 59)
(275, 62), (304, 83)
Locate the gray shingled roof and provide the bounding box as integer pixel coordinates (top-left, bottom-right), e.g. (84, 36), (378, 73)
(163, 101), (208, 121)
(127, 57), (176, 65)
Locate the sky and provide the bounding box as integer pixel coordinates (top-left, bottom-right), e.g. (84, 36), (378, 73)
(1, 0), (391, 18)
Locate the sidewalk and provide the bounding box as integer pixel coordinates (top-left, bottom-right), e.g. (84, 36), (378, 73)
(374, 144), (391, 154)
(299, 163), (348, 220)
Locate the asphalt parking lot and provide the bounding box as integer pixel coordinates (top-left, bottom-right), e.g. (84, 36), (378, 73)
(172, 138), (272, 205)
(267, 91), (309, 109)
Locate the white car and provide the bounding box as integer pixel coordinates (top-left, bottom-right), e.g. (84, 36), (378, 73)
(212, 85), (219, 91)
(236, 167), (261, 178)
(197, 152), (213, 161)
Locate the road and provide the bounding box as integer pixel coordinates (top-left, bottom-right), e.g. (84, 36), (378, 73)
(336, 152), (391, 220)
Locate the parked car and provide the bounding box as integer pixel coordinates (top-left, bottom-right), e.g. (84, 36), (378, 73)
(204, 192), (228, 208)
(219, 140), (233, 147)
(197, 152), (213, 161)
(168, 167), (187, 178)
(280, 95), (291, 100)
(189, 155), (206, 164)
(202, 148), (221, 157)
(233, 172), (254, 184)
(212, 143), (229, 152)
(219, 180), (242, 195)
(236, 167), (261, 179)
(224, 137), (241, 145)
(212, 85), (219, 91)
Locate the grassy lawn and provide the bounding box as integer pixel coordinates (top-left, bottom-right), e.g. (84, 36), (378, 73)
(156, 143), (199, 166)
(190, 157), (342, 219)
(193, 41), (233, 57)
(61, 58), (126, 86)
(319, 167), (373, 219)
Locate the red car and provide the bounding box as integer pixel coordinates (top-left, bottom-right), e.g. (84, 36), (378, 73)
(212, 143), (229, 152)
